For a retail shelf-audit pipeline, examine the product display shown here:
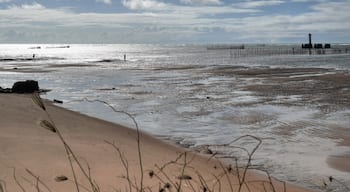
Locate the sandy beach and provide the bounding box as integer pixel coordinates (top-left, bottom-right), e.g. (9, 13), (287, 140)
(0, 93), (313, 192)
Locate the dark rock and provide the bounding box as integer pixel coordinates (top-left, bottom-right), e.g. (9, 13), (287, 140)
(39, 89), (51, 93)
(55, 175), (68, 182)
(0, 86), (12, 93)
(177, 175), (192, 180)
(12, 80), (39, 93)
(53, 99), (63, 104)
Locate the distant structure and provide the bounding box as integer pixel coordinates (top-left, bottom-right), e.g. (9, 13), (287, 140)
(314, 44), (323, 49)
(308, 33), (312, 54)
(308, 33), (312, 48)
(301, 33), (313, 54)
(301, 33), (331, 54)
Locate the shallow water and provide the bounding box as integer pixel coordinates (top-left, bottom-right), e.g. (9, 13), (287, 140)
(1, 44), (350, 191)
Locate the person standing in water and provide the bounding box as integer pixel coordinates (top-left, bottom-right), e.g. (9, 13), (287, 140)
(124, 54), (126, 61)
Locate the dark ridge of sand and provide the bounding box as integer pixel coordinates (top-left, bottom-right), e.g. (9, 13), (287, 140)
(203, 66), (350, 109)
(0, 67), (54, 73)
(46, 63), (98, 68)
(327, 153), (350, 173)
(0, 63), (98, 74)
(241, 69), (349, 108)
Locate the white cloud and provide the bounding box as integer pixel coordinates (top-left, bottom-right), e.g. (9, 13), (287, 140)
(180, 0), (222, 6)
(121, 0), (256, 14)
(291, 0), (327, 2)
(236, 0), (284, 8)
(0, 0), (11, 3)
(0, 1), (349, 43)
(19, 2), (45, 9)
(6, 2), (45, 10)
(122, 0), (167, 10)
(218, 1), (350, 41)
(96, 0), (112, 4)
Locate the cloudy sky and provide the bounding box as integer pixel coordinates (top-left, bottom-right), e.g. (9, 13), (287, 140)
(0, 0), (349, 44)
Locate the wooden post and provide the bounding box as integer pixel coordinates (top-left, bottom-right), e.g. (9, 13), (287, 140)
(308, 33), (312, 55)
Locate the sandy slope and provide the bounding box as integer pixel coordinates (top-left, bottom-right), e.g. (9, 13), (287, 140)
(0, 94), (312, 192)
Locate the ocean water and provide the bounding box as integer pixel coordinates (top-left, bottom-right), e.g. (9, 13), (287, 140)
(1, 44), (350, 191)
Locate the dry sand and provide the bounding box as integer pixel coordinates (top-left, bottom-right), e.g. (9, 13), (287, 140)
(0, 94), (312, 192)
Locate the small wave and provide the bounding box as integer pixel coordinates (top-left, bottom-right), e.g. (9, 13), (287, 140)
(0, 58), (34, 61)
(38, 57), (65, 61)
(95, 59), (124, 63)
(28, 46), (41, 49)
(46, 45), (71, 49)
(28, 45), (71, 49)
(0, 57), (65, 62)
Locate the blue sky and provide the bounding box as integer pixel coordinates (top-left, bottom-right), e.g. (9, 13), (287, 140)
(0, 0), (349, 44)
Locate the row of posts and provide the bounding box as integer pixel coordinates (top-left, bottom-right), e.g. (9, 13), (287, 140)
(228, 48), (349, 58)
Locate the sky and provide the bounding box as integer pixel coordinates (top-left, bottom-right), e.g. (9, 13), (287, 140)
(0, 0), (349, 44)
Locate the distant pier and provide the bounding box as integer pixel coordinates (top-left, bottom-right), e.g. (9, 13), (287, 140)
(207, 44), (349, 58)
(206, 34), (349, 57)
(301, 33), (332, 55)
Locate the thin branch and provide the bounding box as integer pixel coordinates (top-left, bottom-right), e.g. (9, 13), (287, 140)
(266, 171), (276, 192)
(105, 141), (132, 192)
(25, 169), (53, 192)
(0, 180), (7, 192)
(177, 152), (187, 192)
(68, 180), (93, 192)
(77, 98), (144, 192)
(155, 165), (177, 188)
(12, 168), (25, 192)
(32, 93), (100, 192)
(217, 161), (233, 192)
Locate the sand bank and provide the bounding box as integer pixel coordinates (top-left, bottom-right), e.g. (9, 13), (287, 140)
(326, 126), (350, 173)
(0, 94), (312, 192)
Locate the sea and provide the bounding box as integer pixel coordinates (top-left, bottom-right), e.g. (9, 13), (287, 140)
(0, 44), (349, 191)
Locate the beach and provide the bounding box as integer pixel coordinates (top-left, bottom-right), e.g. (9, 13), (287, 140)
(0, 44), (350, 191)
(0, 93), (313, 192)
(1, 0), (350, 190)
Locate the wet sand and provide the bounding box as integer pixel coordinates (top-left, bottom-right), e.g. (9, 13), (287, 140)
(205, 66), (350, 174)
(327, 153), (350, 173)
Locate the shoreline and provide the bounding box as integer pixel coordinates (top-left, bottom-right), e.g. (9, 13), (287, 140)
(0, 93), (313, 192)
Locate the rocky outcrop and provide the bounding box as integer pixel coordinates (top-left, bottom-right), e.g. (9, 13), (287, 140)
(0, 86), (12, 93)
(11, 80), (39, 93)
(0, 80), (48, 94)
